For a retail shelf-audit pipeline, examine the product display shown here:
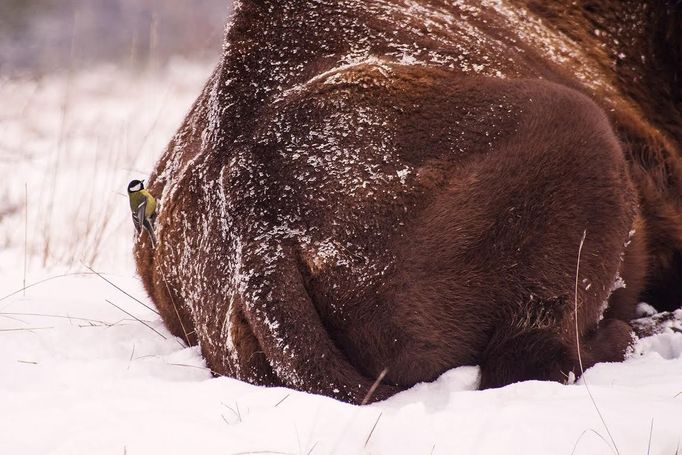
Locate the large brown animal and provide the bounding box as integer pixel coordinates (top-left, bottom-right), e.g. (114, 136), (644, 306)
(134, 0), (682, 403)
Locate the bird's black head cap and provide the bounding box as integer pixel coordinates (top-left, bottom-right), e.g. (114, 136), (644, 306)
(128, 179), (144, 192)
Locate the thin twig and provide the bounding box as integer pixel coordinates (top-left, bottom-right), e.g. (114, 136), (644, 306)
(83, 263), (159, 315)
(573, 230), (620, 455)
(364, 412), (382, 448)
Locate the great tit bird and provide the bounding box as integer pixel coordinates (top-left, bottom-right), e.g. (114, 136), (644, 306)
(127, 179), (157, 247)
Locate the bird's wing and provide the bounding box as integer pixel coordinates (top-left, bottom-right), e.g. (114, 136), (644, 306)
(131, 213), (141, 233)
(136, 199), (147, 226)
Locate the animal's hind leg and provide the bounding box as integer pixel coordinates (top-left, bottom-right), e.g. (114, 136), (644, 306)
(479, 296), (577, 389)
(224, 302), (280, 385)
(479, 326), (575, 389)
(578, 319), (633, 369)
(238, 252), (399, 404)
(479, 299), (634, 389)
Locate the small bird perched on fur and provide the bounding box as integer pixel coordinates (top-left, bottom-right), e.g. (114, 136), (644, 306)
(127, 179), (157, 247)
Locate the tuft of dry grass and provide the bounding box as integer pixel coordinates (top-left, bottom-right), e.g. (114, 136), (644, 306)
(83, 263), (159, 315)
(1, 55), (210, 274)
(221, 401), (243, 425)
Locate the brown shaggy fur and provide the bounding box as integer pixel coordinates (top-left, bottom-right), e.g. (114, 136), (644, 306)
(134, 0), (682, 403)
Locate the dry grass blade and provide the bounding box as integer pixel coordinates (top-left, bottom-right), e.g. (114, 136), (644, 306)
(127, 343), (136, 370)
(167, 362), (224, 377)
(0, 327), (53, 332)
(230, 451), (292, 455)
(0, 271), (99, 304)
(274, 394), (290, 408)
(105, 299), (171, 343)
(364, 412), (383, 448)
(305, 441), (318, 455)
(328, 369), (389, 454)
(1, 312), (113, 326)
(159, 248), (194, 347)
(361, 367), (388, 405)
(573, 230), (619, 455)
(570, 428), (616, 455)
(0, 313), (29, 324)
(221, 401), (242, 422)
(158, 267), (190, 346)
(647, 419), (654, 455)
(83, 263), (159, 315)
(24, 182), (28, 297)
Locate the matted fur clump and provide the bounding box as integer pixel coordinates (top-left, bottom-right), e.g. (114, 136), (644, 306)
(134, 0), (682, 404)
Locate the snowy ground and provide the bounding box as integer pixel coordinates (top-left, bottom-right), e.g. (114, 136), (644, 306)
(1, 62), (682, 455)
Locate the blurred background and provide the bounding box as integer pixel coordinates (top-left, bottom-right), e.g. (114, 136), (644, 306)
(0, 1), (231, 289)
(0, 0), (229, 75)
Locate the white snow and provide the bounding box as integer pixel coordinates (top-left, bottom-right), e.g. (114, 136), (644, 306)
(1, 34), (681, 455)
(1, 271), (681, 454)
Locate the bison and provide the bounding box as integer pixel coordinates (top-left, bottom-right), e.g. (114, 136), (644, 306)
(134, 0), (682, 403)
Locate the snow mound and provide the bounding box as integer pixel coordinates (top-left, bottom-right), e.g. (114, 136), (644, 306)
(1, 274), (681, 455)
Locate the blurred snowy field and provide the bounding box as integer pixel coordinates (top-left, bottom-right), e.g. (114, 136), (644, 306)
(0, 59), (209, 272)
(1, 62), (682, 455)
